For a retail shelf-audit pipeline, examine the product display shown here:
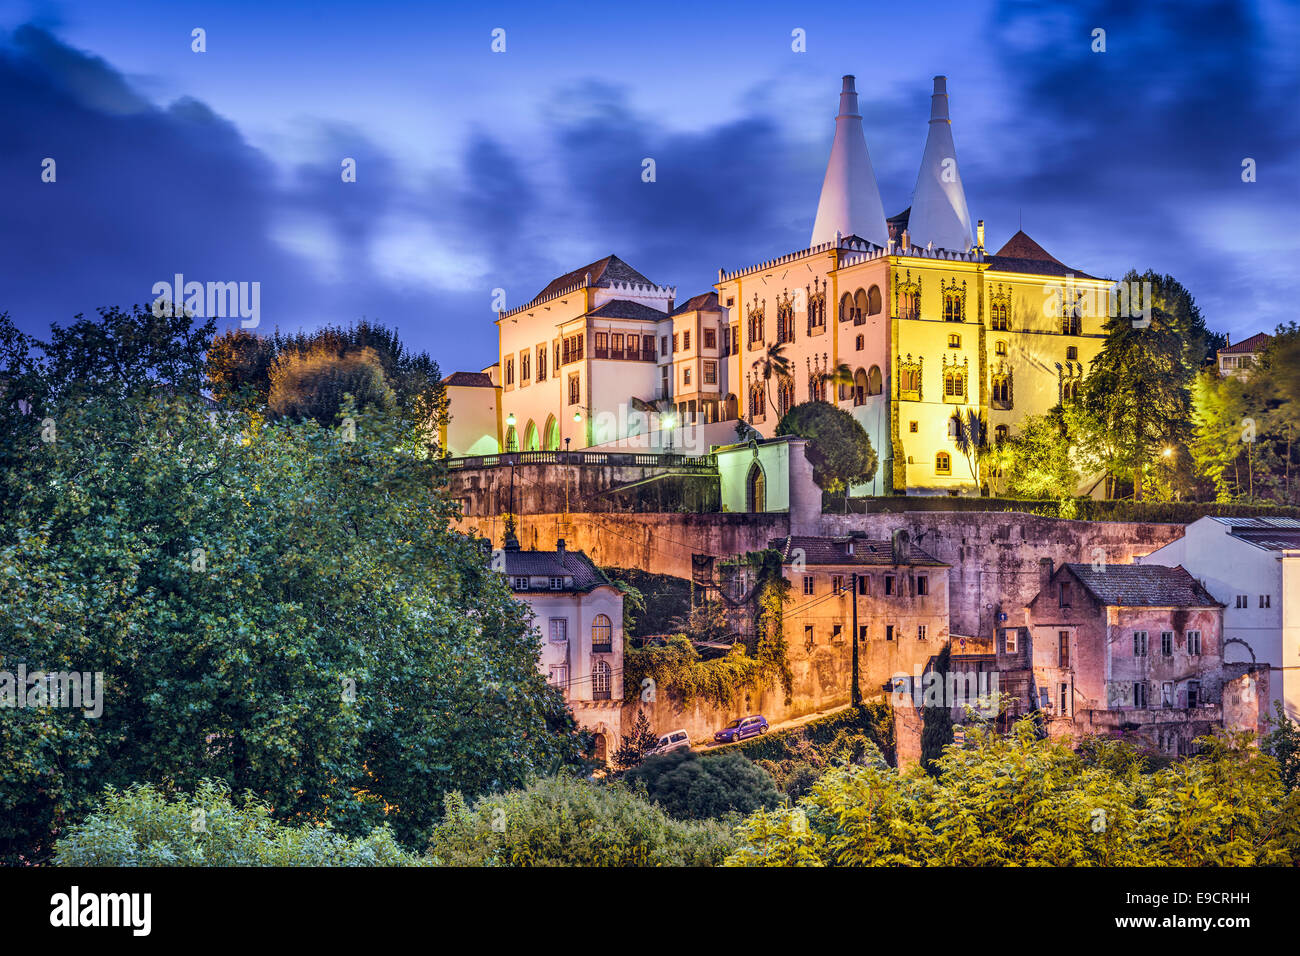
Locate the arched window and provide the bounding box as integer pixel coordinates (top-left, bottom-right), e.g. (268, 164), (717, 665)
(991, 373), (1012, 409)
(544, 415), (560, 451)
(852, 289), (868, 324)
(778, 380), (795, 417)
(943, 370), (966, 400)
(839, 292), (855, 323)
(853, 368), (868, 406)
(746, 462), (766, 512)
(723, 393), (738, 419)
(591, 614), (612, 652)
(749, 383), (765, 421)
(995, 424), (1009, 444)
(523, 420), (538, 451)
(592, 660), (611, 700)
(936, 452), (952, 475)
(867, 366), (883, 396)
(504, 424), (518, 452)
(867, 285), (882, 315)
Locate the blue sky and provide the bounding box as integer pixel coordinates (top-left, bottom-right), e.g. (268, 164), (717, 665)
(2, 0), (1297, 373)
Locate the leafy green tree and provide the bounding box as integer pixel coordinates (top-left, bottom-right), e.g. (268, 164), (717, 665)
(625, 749), (782, 820)
(776, 401), (877, 494)
(428, 775), (736, 866)
(988, 409), (1080, 499)
(1263, 702), (1300, 792)
(54, 781), (425, 866)
(726, 720), (1300, 866)
(207, 328), (276, 407)
(268, 344), (396, 424)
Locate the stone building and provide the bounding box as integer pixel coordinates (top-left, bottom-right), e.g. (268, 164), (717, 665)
(497, 537), (623, 763)
(1008, 559), (1226, 754)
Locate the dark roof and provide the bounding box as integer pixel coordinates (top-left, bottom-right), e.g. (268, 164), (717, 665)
(672, 291), (720, 315)
(887, 207), (911, 227)
(768, 535), (947, 567)
(1215, 516), (1300, 551)
(587, 299), (669, 321)
(500, 545), (612, 592)
(1063, 564), (1221, 607)
(987, 230), (1099, 280)
(442, 371), (495, 388)
(529, 255), (656, 305)
(1220, 332), (1272, 355)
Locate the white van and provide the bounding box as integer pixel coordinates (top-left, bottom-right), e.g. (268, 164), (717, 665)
(644, 729), (691, 758)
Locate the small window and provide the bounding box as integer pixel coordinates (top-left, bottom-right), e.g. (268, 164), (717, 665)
(803, 575), (814, 596)
(917, 576), (929, 596)
(1066, 346), (1078, 361)
(948, 333), (961, 348)
(884, 575), (896, 596)
(704, 361), (717, 384)
(511, 576), (529, 590)
(804, 624), (814, 645)
(857, 624), (867, 642)
(885, 624), (895, 642)
(1162, 681), (1174, 708)
(672, 333), (679, 353)
(591, 614), (613, 652)
(1260, 594), (1271, 608)
(917, 624), (928, 641)
(1161, 631), (1173, 656)
(832, 623), (843, 642)
(1236, 595), (1247, 608)
(1187, 630), (1202, 656)
(1058, 631), (1070, 668)
(1058, 583), (1071, 607)
(935, 452), (951, 475)
(548, 619), (568, 642)
(909, 420), (919, 433)
(660, 335), (669, 356)
(704, 328), (717, 349)
(994, 340), (1007, 356)
(1187, 680), (1201, 709)
(1060, 682), (1069, 713)
(683, 331), (691, 351)
(549, 576), (564, 590)
(683, 367), (691, 386)
(1134, 631), (1148, 657)
(856, 576), (868, 596)
(832, 574), (845, 594)
(1004, 629), (1018, 654)
(1133, 681), (1148, 708)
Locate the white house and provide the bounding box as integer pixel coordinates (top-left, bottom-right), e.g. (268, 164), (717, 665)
(498, 536), (624, 762)
(1136, 516), (1300, 721)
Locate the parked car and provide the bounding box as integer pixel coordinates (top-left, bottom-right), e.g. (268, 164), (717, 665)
(644, 729), (691, 758)
(713, 715), (769, 744)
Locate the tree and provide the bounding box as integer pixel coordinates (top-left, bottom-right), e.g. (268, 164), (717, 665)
(726, 720), (1300, 866)
(53, 781), (425, 866)
(775, 401), (877, 494)
(989, 409), (1080, 499)
(1263, 702), (1300, 793)
(207, 328), (275, 407)
(750, 342), (793, 418)
(268, 344), (396, 424)
(624, 749), (782, 820)
(613, 709), (661, 769)
(427, 775), (735, 866)
(919, 645), (954, 775)
(949, 408), (987, 488)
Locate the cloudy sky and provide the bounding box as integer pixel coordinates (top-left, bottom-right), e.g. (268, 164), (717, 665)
(2, 0), (1297, 373)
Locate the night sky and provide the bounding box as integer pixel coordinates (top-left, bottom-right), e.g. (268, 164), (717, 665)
(2, 0), (1296, 374)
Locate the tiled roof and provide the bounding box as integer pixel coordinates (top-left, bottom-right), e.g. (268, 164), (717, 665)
(529, 255), (656, 305)
(987, 230), (1099, 280)
(587, 299), (669, 321)
(768, 535), (947, 567)
(1220, 332), (1272, 354)
(501, 545), (612, 592)
(1064, 564), (1220, 607)
(672, 292), (720, 315)
(442, 371), (495, 387)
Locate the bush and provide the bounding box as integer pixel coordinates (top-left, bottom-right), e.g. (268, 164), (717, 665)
(427, 775), (735, 866)
(624, 749), (782, 820)
(53, 781), (426, 866)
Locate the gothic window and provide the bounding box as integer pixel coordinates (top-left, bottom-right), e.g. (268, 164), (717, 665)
(523, 420), (538, 451)
(536, 344), (547, 380)
(898, 355), (922, 401)
(991, 371), (1012, 410)
(808, 281), (826, 330)
(866, 365), (882, 395)
(777, 293), (796, 343)
(894, 271), (920, 320)
(943, 369), (967, 401)
(941, 278), (967, 322)
(504, 424), (517, 452)
(855, 334), (864, 351)
(778, 379), (795, 417)
(568, 373), (581, 406)
(853, 368), (868, 406)
(504, 357), (514, 386)
(936, 452), (951, 475)
(1061, 295), (1082, 335)
(839, 292), (855, 323)
(989, 285), (1011, 330)
(994, 424), (1009, 444)
(867, 285), (882, 315)
(748, 297), (765, 345)
(746, 462), (766, 512)
(853, 289), (868, 325)
(749, 383), (765, 421)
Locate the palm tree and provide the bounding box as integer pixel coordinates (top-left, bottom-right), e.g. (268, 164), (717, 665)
(814, 362), (855, 403)
(751, 342), (794, 420)
(951, 408), (988, 488)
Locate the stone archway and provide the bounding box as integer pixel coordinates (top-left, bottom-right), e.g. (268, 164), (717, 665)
(746, 461), (766, 512)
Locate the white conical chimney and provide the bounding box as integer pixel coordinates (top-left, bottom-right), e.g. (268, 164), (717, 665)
(810, 76), (888, 249)
(906, 76), (973, 253)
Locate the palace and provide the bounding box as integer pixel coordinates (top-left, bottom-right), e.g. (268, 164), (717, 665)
(444, 74), (1123, 495)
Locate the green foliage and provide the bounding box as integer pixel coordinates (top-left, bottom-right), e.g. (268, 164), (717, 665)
(53, 781), (426, 866)
(600, 567), (691, 639)
(0, 307), (583, 862)
(613, 709), (660, 770)
(726, 720), (1300, 866)
(624, 635), (779, 709)
(268, 344), (396, 424)
(776, 401), (877, 494)
(1263, 702), (1300, 792)
(624, 749), (782, 820)
(987, 408), (1081, 499)
(920, 645), (954, 775)
(427, 775), (736, 866)
(837, 493), (1300, 522)
(207, 329), (276, 407)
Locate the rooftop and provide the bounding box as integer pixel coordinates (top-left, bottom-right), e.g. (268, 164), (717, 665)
(442, 371), (495, 388)
(1063, 563), (1221, 608)
(1219, 332), (1272, 355)
(672, 291), (720, 315)
(499, 539), (613, 593)
(528, 254), (657, 306)
(1211, 516), (1300, 551)
(986, 230), (1100, 280)
(587, 299), (669, 321)
(769, 535), (947, 567)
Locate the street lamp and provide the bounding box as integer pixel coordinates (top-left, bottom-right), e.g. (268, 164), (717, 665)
(662, 412), (675, 452)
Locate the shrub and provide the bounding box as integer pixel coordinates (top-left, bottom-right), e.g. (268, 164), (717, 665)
(427, 775), (735, 866)
(624, 749), (782, 820)
(53, 781), (426, 866)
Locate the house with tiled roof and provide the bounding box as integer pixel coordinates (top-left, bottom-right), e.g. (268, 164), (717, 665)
(440, 367), (501, 457)
(1137, 516), (1300, 721)
(1011, 558), (1234, 753)
(495, 536), (623, 762)
(1217, 331), (1272, 379)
